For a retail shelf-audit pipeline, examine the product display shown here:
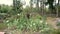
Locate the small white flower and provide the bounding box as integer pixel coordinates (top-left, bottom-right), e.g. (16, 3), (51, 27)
(33, 23), (35, 25)
(17, 14), (20, 15)
(34, 31), (35, 32)
(41, 30), (44, 32)
(46, 22), (48, 25)
(40, 20), (43, 23)
(30, 25), (32, 27)
(6, 20), (9, 22)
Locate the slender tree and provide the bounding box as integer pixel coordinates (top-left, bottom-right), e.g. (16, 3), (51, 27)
(56, 0), (58, 17)
(36, 0), (39, 9)
(45, 0), (55, 16)
(30, 0), (33, 12)
(57, 0), (60, 17)
(58, 0), (60, 5)
(40, 0), (45, 15)
(30, 0), (33, 8)
(13, 0), (22, 14)
(13, 0), (17, 11)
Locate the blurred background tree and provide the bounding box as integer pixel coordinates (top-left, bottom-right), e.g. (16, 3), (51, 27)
(13, 0), (23, 15)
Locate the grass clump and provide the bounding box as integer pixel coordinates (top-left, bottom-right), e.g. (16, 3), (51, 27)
(4, 13), (52, 34)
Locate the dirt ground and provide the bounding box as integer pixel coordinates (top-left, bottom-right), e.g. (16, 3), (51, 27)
(47, 17), (60, 29)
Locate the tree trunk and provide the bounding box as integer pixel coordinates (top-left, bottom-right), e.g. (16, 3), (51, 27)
(40, 0), (44, 16)
(30, 0), (33, 12)
(58, 0), (59, 5)
(36, 0), (39, 12)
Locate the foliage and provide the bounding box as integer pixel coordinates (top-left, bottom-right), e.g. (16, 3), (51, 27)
(45, 0), (55, 9)
(0, 4), (12, 13)
(23, 6), (40, 13)
(4, 12), (52, 32)
(13, 0), (23, 14)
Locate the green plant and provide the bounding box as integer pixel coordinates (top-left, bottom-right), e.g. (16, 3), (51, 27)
(4, 13), (52, 33)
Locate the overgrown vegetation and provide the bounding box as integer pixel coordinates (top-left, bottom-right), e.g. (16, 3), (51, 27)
(4, 13), (54, 34)
(0, 0), (60, 34)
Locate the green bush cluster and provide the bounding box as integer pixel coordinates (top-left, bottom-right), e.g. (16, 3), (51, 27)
(4, 13), (52, 32)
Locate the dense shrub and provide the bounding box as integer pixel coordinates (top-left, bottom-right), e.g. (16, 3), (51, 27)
(4, 13), (52, 32)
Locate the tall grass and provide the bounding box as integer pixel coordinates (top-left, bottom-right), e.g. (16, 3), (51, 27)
(4, 13), (55, 34)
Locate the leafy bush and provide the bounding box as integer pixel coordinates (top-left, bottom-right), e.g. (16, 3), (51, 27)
(0, 4), (12, 13)
(4, 13), (52, 33)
